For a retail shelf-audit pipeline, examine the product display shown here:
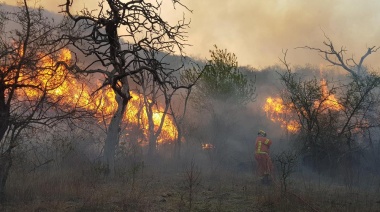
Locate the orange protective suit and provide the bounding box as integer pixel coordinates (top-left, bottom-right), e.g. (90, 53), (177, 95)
(254, 136), (273, 176)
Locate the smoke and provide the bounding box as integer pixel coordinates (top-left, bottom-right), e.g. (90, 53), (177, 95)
(183, 0), (380, 68)
(5, 0), (380, 68)
(4, 0), (380, 167)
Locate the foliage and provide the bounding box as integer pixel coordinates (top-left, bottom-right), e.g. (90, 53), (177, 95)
(192, 45), (256, 110)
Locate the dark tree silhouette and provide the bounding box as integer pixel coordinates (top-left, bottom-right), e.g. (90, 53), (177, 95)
(62, 0), (191, 175)
(0, 0), (79, 202)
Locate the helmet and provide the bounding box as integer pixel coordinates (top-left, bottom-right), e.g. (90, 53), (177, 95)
(258, 130), (266, 137)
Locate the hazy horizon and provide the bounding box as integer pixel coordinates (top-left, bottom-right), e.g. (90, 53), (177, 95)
(5, 0), (380, 69)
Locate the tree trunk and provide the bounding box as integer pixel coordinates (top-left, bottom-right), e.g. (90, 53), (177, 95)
(147, 96), (170, 158)
(148, 131), (157, 158)
(0, 87), (10, 141)
(103, 80), (130, 177)
(146, 99), (157, 158)
(175, 128), (182, 159)
(0, 87), (11, 202)
(0, 150), (12, 203)
(0, 112), (9, 142)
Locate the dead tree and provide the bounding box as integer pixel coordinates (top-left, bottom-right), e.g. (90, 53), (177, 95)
(279, 36), (380, 175)
(300, 36), (380, 147)
(169, 66), (203, 159)
(0, 1), (81, 202)
(274, 151), (298, 195)
(299, 34), (379, 80)
(138, 56), (201, 158)
(62, 0), (191, 176)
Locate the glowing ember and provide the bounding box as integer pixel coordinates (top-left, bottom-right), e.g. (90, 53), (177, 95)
(14, 48), (177, 144)
(202, 143), (215, 150)
(352, 119), (369, 134)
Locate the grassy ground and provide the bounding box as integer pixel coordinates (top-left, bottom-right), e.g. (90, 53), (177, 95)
(1, 157), (380, 211)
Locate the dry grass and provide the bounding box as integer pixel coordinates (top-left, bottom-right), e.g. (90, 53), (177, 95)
(1, 156), (380, 212)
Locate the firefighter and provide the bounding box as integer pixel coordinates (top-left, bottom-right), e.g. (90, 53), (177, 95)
(254, 130), (273, 185)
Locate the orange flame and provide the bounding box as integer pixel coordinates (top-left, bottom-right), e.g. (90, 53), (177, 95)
(263, 97), (300, 133)
(264, 78), (343, 133)
(315, 79), (343, 111)
(15, 48), (177, 144)
(110, 89), (177, 144)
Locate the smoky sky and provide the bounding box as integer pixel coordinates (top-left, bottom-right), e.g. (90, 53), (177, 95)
(7, 0), (380, 69)
(185, 0), (380, 68)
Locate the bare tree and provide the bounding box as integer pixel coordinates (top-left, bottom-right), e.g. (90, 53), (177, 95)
(138, 66), (171, 157)
(279, 36), (380, 177)
(274, 151), (298, 195)
(181, 158), (201, 211)
(169, 66), (203, 158)
(301, 37), (380, 160)
(0, 1), (81, 202)
(62, 0), (190, 176)
(299, 34), (379, 80)
(278, 54), (328, 171)
(137, 58), (201, 158)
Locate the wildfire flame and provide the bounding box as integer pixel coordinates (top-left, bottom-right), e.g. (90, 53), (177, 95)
(263, 97), (300, 133)
(264, 79), (343, 133)
(315, 79), (343, 111)
(16, 48), (177, 144)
